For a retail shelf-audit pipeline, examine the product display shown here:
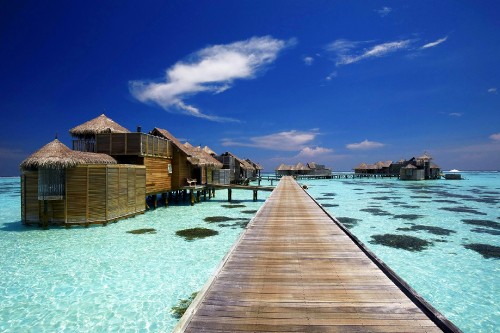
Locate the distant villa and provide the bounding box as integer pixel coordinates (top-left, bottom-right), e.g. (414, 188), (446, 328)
(20, 114), (263, 227)
(354, 153), (441, 180)
(275, 162), (332, 177)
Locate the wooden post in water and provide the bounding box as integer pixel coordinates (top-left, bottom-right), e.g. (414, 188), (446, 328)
(190, 189), (195, 206)
(228, 188), (232, 202)
(253, 189), (257, 201)
(196, 190), (201, 203)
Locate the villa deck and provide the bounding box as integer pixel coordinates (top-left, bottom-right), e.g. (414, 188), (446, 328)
(174, 176), (460, 333)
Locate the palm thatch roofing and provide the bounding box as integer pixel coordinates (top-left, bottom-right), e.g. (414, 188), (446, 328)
(246, 159), (264, 170)
(275, 163), (289, 171)
(354, 163), (368, 170)
(189, 145), (223, 168)
(418, 153), (432, 161)
(69, 114), (130, 138)
(20, 139), (116, 170)
(203, 146), (217, 156)
(295, 162), (310, 171)
(430, 162), (440, 169)
(402, 164), (417, 169)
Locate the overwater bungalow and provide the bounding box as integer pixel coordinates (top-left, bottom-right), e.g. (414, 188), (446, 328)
(20, 114), (261, 226)
(275, 162), (332, 177)
(71, 115), (173, 195)
(354, 161), (393, 175)
(183, 142), (223, 185)
(20, 138), (145, 227)
(245, 159), (263, 178)
(70, 113), (130, 152)
(400, 154), (441, 180)
(149, 127), (204, 188)
(216, 152), (256, 184)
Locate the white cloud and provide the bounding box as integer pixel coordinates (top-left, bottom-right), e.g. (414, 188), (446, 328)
(376, 6), (392, 17)
(490, 133), (500, 141)
(303, 56), (314, 66)
(222, 129), (320, 151)
(327, 39), (411, 66)
(346, 139), (385, 150)
(129, 36), (292, 122)
(421, 36), (448, 49)
(449, 112), (463, 117)
(325, 71), (337, 80)
(488, 87), (497, 94)
(295, 146), (333, 158)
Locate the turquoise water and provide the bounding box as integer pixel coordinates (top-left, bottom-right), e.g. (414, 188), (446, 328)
(1, 173), (499, 332)
(0, 178), (270, 332)
(298, 172), (500, 333)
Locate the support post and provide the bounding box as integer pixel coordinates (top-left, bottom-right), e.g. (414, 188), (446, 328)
(190, 189), (195, 206)
(228, 188), (232, 202)
(253, 190), (258, 201)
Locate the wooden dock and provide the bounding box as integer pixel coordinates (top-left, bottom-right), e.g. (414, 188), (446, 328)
(173, 176), (460, 333)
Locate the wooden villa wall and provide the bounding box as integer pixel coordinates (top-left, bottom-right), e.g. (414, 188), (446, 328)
(21, 171), (41, 223)
(171, 148), (192, 189)
(144, 156), (172, 195)
(66, 165), (146, 224)
(21, 165), (146, 225)
(201, 167), (207, 184)
(206, 167), (213, 184)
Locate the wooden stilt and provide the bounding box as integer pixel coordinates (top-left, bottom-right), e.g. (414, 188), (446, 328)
(190, 189), (195, 206)
(196, 191), (201, 203)
(228, 188), (232, 202)
(253, 190), (258, 201)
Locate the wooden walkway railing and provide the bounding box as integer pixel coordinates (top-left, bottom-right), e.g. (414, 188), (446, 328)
(173, 176), (461, 333)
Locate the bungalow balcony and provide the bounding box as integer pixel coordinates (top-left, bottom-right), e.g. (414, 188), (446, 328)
(73, 133), (172, 158)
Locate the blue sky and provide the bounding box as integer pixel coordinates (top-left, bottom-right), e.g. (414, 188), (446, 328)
(1, 0), (499, 176)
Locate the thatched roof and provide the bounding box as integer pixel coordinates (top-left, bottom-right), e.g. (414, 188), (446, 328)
(203, 146), (217, 156)
(275, 163), (289, 171)
(354, 163), (368, 170)
(246, 159), (264, 170)
(295, 162), (310, 171)
(150, 128), (193, 157)
(20, 139), (116, 170)
(418, 153), (432, 161)
(69, 114), (130, 138)
(402, 164), (417, 169)
(189, 146), (223, 168)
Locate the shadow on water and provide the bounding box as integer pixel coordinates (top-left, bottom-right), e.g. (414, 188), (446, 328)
(0, 221), (33, 232)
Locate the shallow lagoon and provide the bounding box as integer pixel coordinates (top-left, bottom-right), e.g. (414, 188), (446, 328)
(0, 178), (270, 332)
(1, 172), (499, 332)
(302, 172), (500, 333)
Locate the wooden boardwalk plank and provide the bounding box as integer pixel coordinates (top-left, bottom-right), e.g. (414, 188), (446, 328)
(173, 176), (460, 333)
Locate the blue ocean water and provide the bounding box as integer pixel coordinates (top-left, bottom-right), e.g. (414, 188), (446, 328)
(299, 172), (500, 333)
(1, 173), (499, 332)
(0, 178), (270, 332)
